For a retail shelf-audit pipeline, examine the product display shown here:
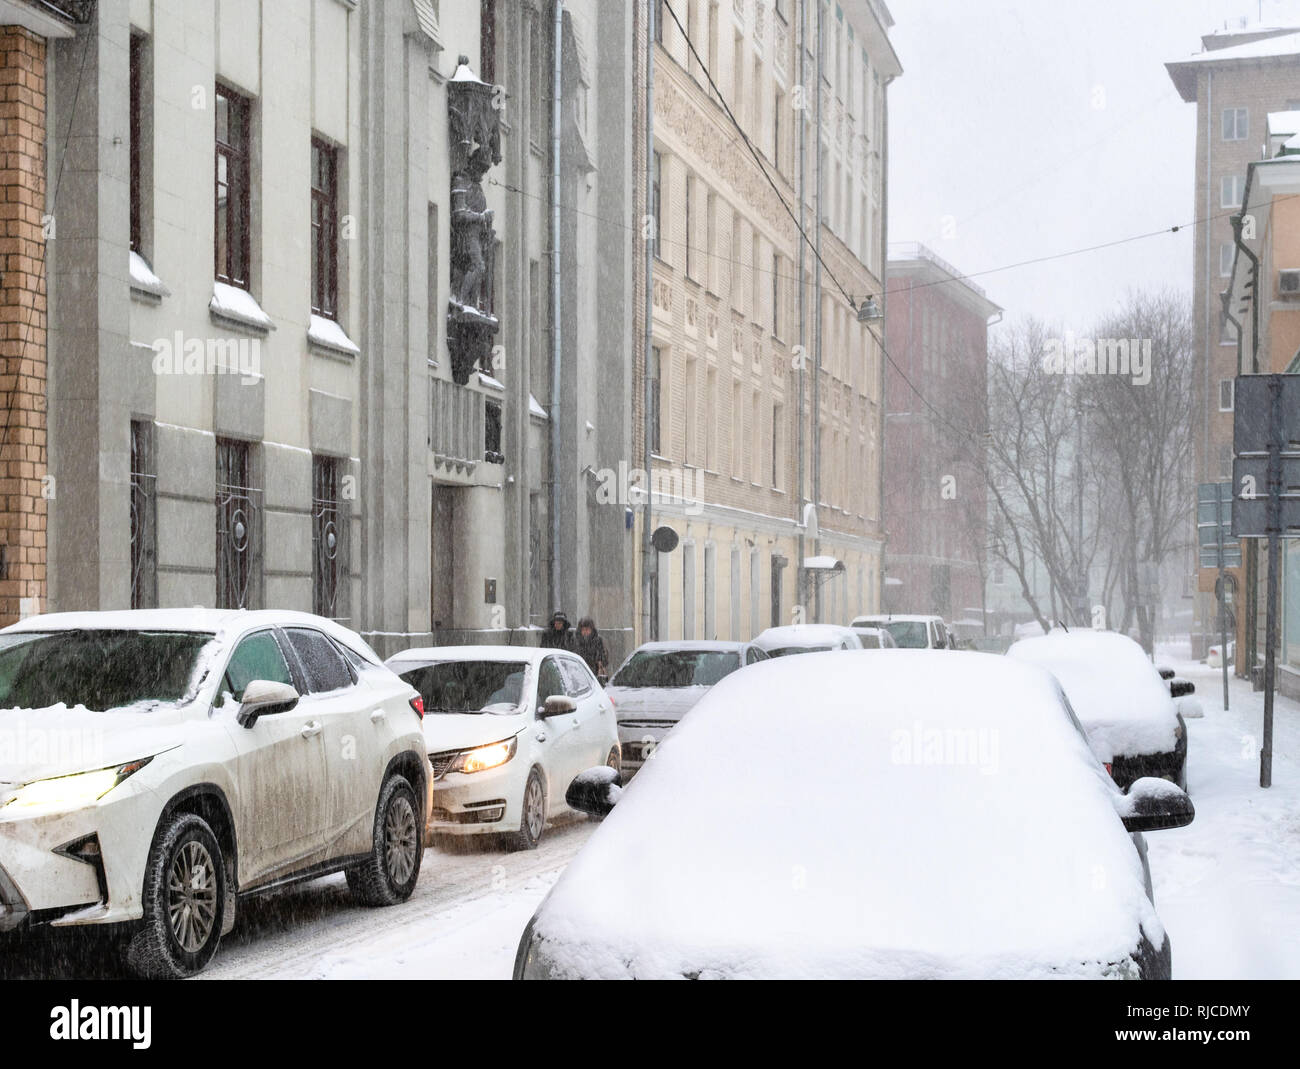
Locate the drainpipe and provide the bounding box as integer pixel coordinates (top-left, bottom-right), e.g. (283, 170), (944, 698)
(796, 0), (807, 620)
(548, 0), (564, 612)
(812, 1), (824, 623)
(879, 71), (894, 612)
(642, 0), (655, 642)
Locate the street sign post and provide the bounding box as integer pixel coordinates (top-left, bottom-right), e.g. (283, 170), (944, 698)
(1231, 374), (1300, 788)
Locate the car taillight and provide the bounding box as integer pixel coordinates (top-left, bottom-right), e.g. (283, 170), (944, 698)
(410, 696), (425, 719)
(1104, 762), (1112, 776)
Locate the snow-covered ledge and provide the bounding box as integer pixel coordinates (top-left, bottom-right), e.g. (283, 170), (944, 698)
(307, 313), (361, 358)
(129, 251), (169, 302)
(209, 281), (275, 334)
(476, 370), (505, 392)
(529, 394), (548, 420)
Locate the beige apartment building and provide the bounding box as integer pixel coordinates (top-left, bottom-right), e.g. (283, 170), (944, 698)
(629, 0), (899, 644)
(1167, 21), (1300, 667)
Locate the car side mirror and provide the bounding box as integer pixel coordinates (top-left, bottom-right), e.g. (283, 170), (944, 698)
(1115, 777), (1194, 833)
(237, 679), (300, 729)
(1169, 678), (1195, 698)
(539, 694), (577, 717)
(566, 765), (622, 818)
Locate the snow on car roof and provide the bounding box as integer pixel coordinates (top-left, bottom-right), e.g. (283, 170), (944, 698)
(1007, 630), (1179, 760)
(532, 650), (1160, 978)
(852, 613), (943, 623)
(385, 644), (556, 666)
(3, 609), (383, 663)
(753, 624), (858, 647)
(626, 640), (750, 652)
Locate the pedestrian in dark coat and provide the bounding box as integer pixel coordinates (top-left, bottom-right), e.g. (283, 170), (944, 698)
(540, 609), (573, 650)
(573, 616), (609, 682)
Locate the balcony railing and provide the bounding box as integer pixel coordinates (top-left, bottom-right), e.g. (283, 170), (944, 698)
(428, 374), (485, 475)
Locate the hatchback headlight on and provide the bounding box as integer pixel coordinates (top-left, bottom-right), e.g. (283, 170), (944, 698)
(450, 736), (518, 775)
(4, 758), (153, 813)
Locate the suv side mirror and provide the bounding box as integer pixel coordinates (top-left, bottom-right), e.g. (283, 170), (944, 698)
(540, 694), (577, 717)
(237, 679), (300, 728)
(1115, 777), (1195, 833)
(566, 765), (622, 818)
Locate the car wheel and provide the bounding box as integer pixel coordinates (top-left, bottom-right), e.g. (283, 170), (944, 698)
(506, 768), (546, 851)
(347, 774), (423, 906)
(125, 812), (226, 979)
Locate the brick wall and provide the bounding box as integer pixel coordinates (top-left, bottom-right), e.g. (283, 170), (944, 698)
(0, 27), (47, 625)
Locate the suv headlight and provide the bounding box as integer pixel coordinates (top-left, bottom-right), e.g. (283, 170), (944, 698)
(449, 736), (518, 775)
(4, 758), (153, 814)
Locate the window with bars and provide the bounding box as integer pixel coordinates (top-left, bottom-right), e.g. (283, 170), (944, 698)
(130, 34), (146, 256)
(215, 85), (251, 288)
(312, 455), (345, 620)
(649, 346), (663, 456)
(216, 438), (261, 610)
(130, 420), (157, 609)
(311, 137), (339, 319)
(481, 0), (497, 84)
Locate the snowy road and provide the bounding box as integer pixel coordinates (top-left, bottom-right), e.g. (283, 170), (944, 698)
(1147, 653), (1300, 980)
(0, 815), (594, 980)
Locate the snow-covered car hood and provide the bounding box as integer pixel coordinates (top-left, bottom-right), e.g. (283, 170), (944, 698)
(526, 651), (1163, 979)
(607, 685), (711, 724)
(0, 702), (195, 785)
(1008, 631), (1180, 761)
(423, 712), (528, 754)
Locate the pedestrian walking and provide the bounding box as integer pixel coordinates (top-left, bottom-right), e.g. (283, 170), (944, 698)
(573, 616), (610, 683)
(540, 609), (573, 650)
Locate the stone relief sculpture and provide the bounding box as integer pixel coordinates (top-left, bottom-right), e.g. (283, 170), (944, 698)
(447, 56), (503, 386)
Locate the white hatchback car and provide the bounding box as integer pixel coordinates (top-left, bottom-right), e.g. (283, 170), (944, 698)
(0, 609), (431, 978)
(385, 646), (619, 850)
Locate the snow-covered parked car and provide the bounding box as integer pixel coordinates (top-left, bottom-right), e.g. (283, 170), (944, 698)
(606, 641), (765, 781)
(1206, 641), (1234, 670)
(0, 610), (431, 978)
(515, 651), (1193, 979)
(752, 623), (864, 657)
(385, 646), (618, 850)
(848, 626), (897, 649)
(850, 613), (953, 649)
(1009, 630), (1188, 791)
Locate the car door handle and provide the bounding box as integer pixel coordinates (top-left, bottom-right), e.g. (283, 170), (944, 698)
(300, 720), (323, 738)
(370, 709), (386, 723)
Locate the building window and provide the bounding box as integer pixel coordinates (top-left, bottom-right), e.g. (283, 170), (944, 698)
(480, 0), (497, 84)
(1220, 243), (1235, 277)
(1220, 174), (1244, 209)
(311, 138), (339, 319)
(214, 85), (251, 289)
(130, 420), (156, 610)
(216, 437), (261, 609)
(649, 346), (662, 455)
(770, 554), (785, 628)
(651, 150), (663, 258)
(774, 85), (783, 170)
(428, 204), (439, 365)
(685, 173), (694, 279)
(655, 0), (665, 45)
(485, 399), (503, 462)
(1222, 107), (1248, 141)
(771, 403), (783, 489)
(771, 251), (781, 337)
(529, 11), (545, 147)
(129, 33), (146, 255)
(312, 455), (344, 620)
(1219, 378), (1235, 412)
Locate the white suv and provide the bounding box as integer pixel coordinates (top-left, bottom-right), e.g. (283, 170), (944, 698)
(850, 614), (953, 650)
(0, 609), (432, 978)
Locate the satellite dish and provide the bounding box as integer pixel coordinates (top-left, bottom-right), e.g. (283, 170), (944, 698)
(651, 525), (680, 553)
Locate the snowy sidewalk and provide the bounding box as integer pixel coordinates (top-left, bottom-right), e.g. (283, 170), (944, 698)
(1146, 654), (1300, 979)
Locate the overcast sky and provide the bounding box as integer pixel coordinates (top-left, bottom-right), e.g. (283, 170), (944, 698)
(886, 0), (1300, 335)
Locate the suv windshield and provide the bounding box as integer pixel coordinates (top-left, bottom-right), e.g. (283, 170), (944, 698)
(396, 660), (528, 714)
(0, 630), (214, 712)
(883, 621), (929, 648)
(611, 650), (740, 687)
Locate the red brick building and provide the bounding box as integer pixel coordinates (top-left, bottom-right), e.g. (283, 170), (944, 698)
(883, 243), (999, 631)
